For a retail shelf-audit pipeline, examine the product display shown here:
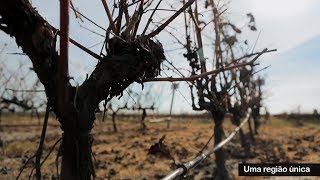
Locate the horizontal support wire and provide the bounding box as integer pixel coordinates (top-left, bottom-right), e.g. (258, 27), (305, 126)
(161, 109), (252, 180)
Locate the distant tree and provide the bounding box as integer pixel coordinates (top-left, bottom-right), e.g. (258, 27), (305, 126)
(167, 83), (179, 129)
(130, 85), (157, 132)
(105, 103), (129, 132)
(313, 109), (319, 121)
(229, 66), (254, 157)
(264, 107), (271, 124)
(0, 45), (46, 125)
(141, 108), (147, 131)
(250, 76), (265, 134)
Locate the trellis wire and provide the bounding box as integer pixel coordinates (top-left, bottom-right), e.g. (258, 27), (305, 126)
(161, 109), (252, 180)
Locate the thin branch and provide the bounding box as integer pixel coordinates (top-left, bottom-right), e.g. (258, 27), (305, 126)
(142, 0), (163, 35)
(198, 132), (214, 154)
(6, 52), (27, 55)
(49, 26), (102, 60)
(35, 102), (50, 179)
(115, 0), (125, 35)
(101, 0), (117, 32)
(131, 0), (145, 39)
(68, 37), (101, 60)
(70, 1), (83, 22)
(69, 5), (107, 31)
(127, 0), (142, 7)
(146, 0), (196, 38)
(88, 41), (104, 49)
(55, 142), (63, 179)
(163, 29), (185, 47)
(16, 154), (37, 180)
(6, 88), (45, 92)
(29, 137), (62, 180)
(102, 100), (107, 122)
(201, 9), (227, 31)
(225, 49), (276, 67)
(143, 48), (270, 82)
(164, 60), (186, 78)
(79, 24), (105, 37)
(40, 138), (62, 167)
(251, 30), (261, 53)
(1, 97), (33, 110)
(189, 4), (206, 72)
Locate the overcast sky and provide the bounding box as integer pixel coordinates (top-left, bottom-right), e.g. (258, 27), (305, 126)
(229, 0), (320, 114)
(1, 0), (319, 114)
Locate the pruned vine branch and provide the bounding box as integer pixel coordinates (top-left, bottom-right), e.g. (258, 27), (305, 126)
(142, 48), (274, 82)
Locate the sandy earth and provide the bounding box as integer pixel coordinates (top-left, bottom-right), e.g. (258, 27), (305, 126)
(0, 115), (320, 180)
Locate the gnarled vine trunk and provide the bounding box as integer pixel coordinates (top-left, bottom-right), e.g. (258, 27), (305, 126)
(211, 110), (229, 180)
(252, 106), (261, 134)
(140, 109), (147, 132)
(112, 112), (118, 132)
(60, 130), (94, 179)
(229, 106), (251, 157)
(247, 116), (255, 142)
(232, 116), (251, 157)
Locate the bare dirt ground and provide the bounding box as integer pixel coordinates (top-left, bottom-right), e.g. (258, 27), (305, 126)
(0, 115), (320, 180)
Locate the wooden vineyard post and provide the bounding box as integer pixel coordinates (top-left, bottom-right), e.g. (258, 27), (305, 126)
(57, 0), (70, 110)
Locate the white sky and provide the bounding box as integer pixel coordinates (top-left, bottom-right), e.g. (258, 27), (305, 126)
(1, 0), (320, 114)
(230, 0), (320, 53)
